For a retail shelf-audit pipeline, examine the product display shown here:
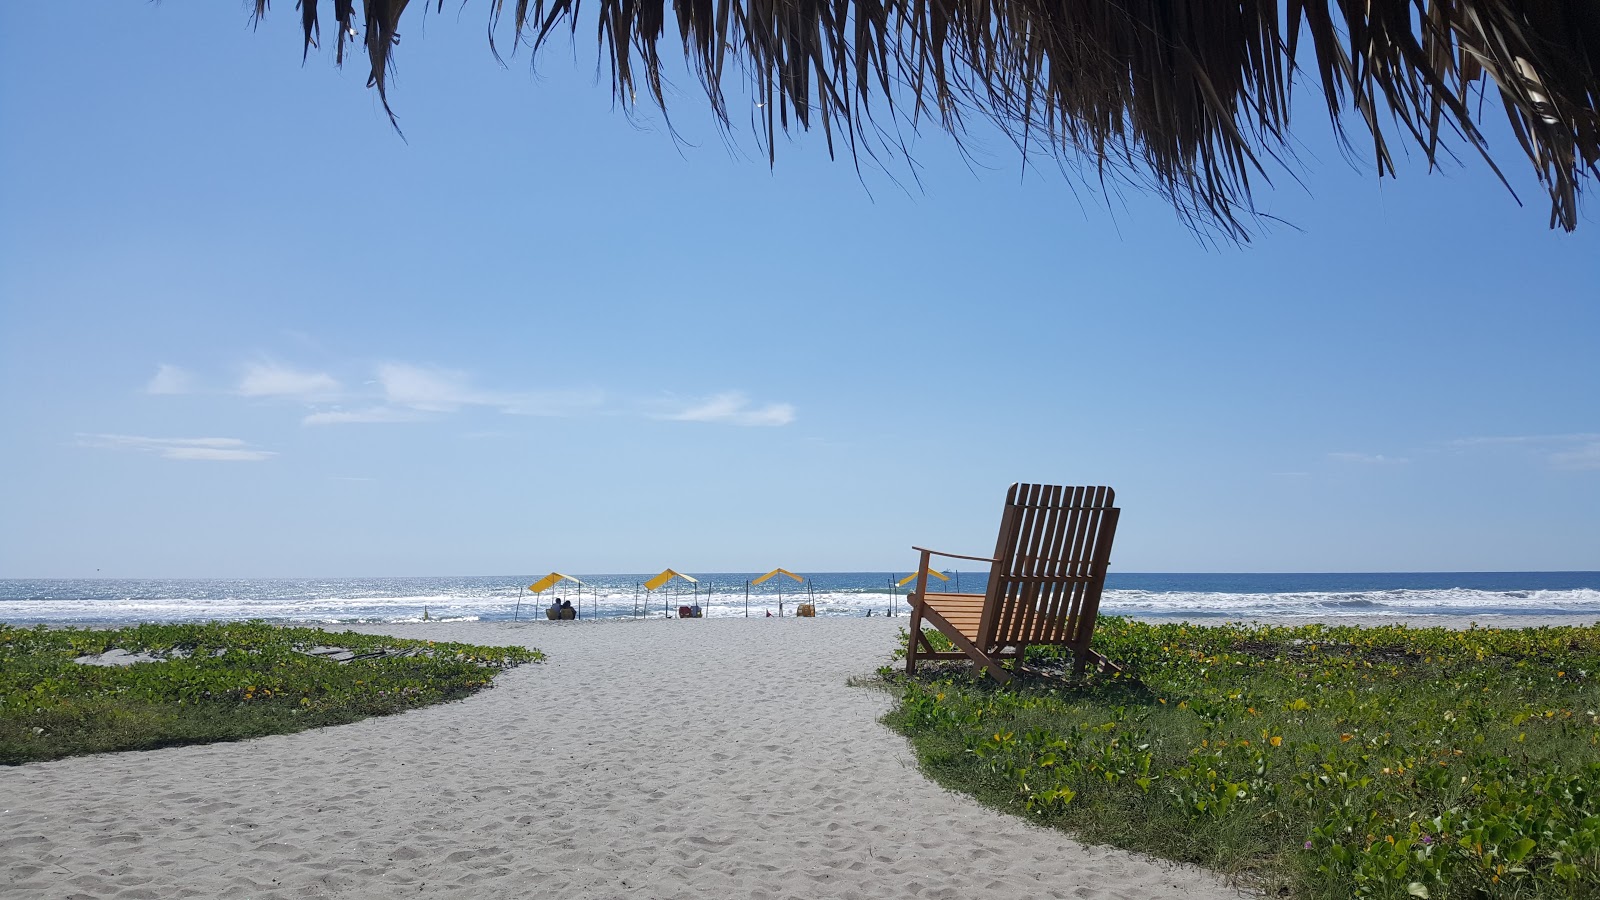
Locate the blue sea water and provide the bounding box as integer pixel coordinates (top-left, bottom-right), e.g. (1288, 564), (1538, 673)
(1, 572), (1597, 626)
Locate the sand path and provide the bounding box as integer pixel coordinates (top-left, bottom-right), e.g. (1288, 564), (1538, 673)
(1, 618), (1238, 899)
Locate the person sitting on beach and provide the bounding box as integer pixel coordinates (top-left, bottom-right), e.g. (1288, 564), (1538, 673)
(559, 599), (576, 620)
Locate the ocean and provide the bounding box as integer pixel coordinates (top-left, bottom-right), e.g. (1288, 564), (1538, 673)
(2, 572), (1598, 626)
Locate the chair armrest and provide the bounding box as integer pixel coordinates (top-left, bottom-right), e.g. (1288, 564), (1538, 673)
(911, 546), (999, 564)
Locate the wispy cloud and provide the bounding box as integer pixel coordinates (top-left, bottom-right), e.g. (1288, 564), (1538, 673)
(149, 354), (690, 428)
(1451, 433), (1600, 471)
(663, 392), (796, 427)
(238, 363), (341, 400)
(1551, 440), (1600, 471)
(145, 364), (195, 395)
(1329, 452), (1410, 465)
(364, 363), (604, 420)
(303, 407), (422, 426)
(77, 434), (276, 462)
(378, 363), (487, 412)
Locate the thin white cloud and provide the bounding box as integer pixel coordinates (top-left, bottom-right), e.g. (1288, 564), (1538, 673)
(368, 363), (603, 419)
(377, 363), (489, 412)
(1329, 452), (1409, 465)
(238, 363), (341, 399)
(303, 407), (421, 426)
(161, 446), (278, 462)
(1450, 433), (1600, 471)
(152, 355), (682, 428)
(664, 392), (796, 427)
(77, 434), (276, 462)
(500, 388), (608, 417)
(145, 364), (195, 395)
(1451, 433), (1600, 447)
(1551, 441), (1600, 471)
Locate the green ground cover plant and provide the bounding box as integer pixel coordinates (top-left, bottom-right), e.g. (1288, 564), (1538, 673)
(884, 618), (1600, 899)
(1, 621), (540, 764)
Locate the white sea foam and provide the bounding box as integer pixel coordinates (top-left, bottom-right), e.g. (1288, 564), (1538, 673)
(2, 578), (1598, 625)
(1100, 587), (1600, 619)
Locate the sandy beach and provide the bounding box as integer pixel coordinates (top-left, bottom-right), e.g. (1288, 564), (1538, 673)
(2, 616), (1246, 899)
(8, 613), (1599, 899)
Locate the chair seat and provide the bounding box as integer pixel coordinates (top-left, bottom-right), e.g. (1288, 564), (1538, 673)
(921, 592), (1071, 646)
(921, 592), (985, 641)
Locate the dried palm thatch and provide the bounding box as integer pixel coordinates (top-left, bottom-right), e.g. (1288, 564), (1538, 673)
(254, 0), (1598, 237)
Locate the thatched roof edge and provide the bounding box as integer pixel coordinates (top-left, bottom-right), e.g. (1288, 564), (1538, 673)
(253, 0), (1599, 236)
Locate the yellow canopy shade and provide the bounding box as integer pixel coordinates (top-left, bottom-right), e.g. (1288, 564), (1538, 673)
(752, 568), (804, 586)
(644, 568), (699, 591)
(897, 569), (950, 587)
(528, 572), (585, 594)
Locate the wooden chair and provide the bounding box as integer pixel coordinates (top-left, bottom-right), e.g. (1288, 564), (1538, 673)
(905, 484), (1121, 683)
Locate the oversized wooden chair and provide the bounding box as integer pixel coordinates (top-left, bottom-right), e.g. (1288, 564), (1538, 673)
(905, 484), (1121, 683)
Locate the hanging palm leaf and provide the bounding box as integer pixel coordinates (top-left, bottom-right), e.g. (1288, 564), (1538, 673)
(252, 0), (1598, 237)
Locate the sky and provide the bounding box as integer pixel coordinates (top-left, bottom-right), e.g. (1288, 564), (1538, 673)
(1, 3), (1596, 578)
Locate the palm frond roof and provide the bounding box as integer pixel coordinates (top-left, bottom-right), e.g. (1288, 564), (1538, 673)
(254, 0), (1599, 237)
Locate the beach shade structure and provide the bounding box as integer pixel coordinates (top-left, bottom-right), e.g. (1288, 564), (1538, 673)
(644, 569), (700, 618)
(248, 2), (1600, 240)
(751, 568), (807, 617)
(520, 572), (585, 621)
(894, 567), (950, 617)
(905, 484), (1121, 683)
(896, 568), (949, 588)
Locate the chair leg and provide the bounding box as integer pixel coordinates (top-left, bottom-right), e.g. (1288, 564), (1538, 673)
(978, 652), (1012, 684)
(905, 601), (923, 675)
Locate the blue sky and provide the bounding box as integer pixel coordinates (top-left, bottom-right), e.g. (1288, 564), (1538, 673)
(1, 3), (1595, 577)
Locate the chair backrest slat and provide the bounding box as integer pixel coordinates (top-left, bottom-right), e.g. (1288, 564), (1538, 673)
(1035, 484), (1080, 644)
(1058, 485), (1102, 643)
(979, 483), (1119, 651)
(1002, 483), (1052, 644)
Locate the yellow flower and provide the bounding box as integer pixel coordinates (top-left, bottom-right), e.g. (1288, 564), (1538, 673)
(1269, 736), (1283, 747)
(1340, 733), (1354, 742)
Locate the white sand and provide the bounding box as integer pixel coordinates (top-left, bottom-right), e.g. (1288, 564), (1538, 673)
(1, 617), (1240, 899)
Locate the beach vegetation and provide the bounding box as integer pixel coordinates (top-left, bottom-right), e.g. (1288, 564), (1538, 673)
(0, 621), (540, 764)
(885, 617), (1600, 898)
